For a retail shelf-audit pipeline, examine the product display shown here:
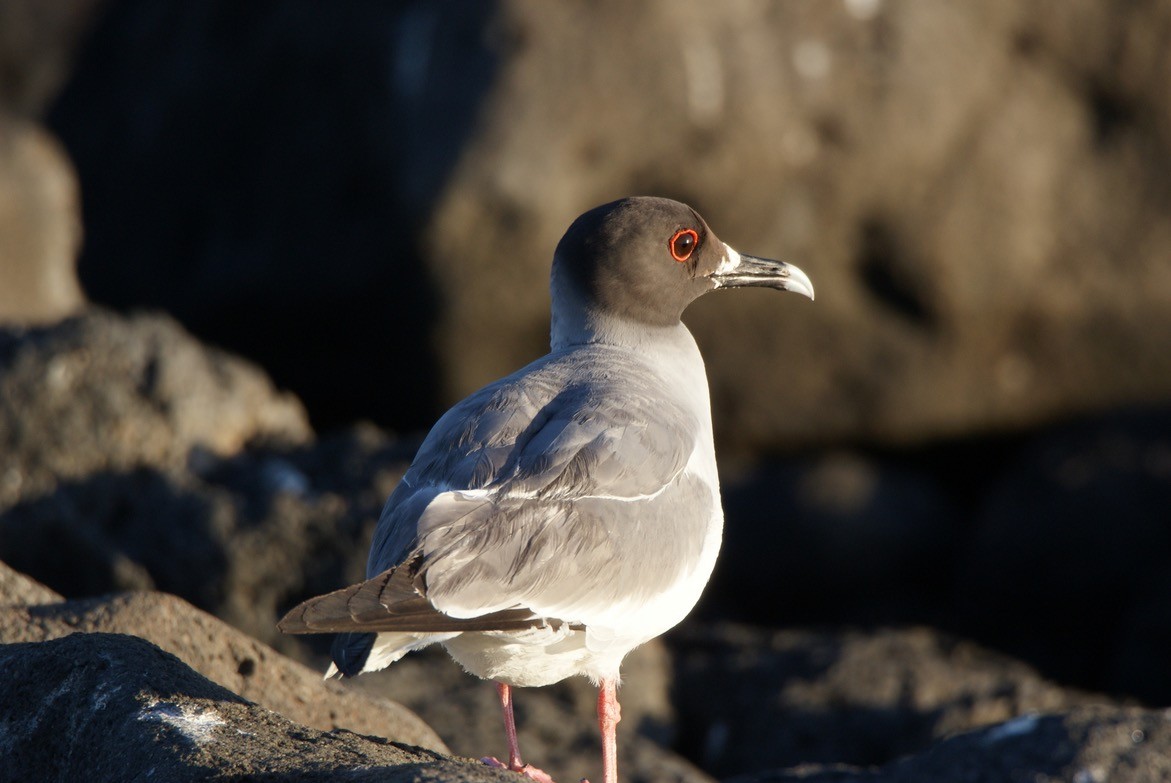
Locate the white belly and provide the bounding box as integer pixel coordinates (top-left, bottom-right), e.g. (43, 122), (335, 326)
(441, 498), (723, 687)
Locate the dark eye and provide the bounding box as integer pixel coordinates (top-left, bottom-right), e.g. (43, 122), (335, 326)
(669, 229), (699, 262)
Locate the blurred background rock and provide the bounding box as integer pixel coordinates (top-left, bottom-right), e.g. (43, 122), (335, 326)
(1, 0), (1169, 780)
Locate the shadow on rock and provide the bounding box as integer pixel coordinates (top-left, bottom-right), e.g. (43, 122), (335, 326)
(670, 624), (1110, 777)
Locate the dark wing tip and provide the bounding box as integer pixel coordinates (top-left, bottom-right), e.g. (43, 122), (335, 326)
(277, 557), (579, 636)
(276, 604), (308, 634)
(276, 581), (364, 635)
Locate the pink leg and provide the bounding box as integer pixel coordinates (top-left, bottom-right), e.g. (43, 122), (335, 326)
(598, 677), (621, 783)
(499, 682), (523, 769)
(481, 682), (555, 783)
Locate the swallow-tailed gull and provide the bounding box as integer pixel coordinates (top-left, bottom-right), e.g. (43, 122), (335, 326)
(279, 196), (814, 783)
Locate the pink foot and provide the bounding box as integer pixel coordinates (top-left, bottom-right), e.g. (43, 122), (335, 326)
(480, 756), (556, 783)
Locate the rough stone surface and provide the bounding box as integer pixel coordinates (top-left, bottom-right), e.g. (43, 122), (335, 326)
(45, 0), (1171, 449)
(0, 586), (445, 751)
(732, 708), (1171, 783)
(0, 422), (403, 649)
(0, 633), (505, 783)
(0, 559), (61, 605)
(0, 307), (311, 507)
(672, 624), (1112, 777)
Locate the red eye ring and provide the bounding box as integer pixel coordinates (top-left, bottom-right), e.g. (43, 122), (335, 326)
(669, 229), (699, 262)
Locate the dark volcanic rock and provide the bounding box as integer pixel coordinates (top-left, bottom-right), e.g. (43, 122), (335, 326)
(734, 708), (1171, 783)
(0, 585), (445, 751)
(673, 624), (1110, 777)
(0, 309), (382, 648)
(0, 632), (503, 782)
(710, 454), (954, 628)
(46, 0), (1171, 449)
(0, 423), (406, 650)
(956, 408), (1171, 703)
(0, 307), (311, 509)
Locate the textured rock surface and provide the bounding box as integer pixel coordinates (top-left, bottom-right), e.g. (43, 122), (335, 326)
(0, 586), (445, 751)
(0, 559), (61, 605)
(45, 0), (1171, 449)
(733, 708), (1171, 783)
(4, 559), (1169, 781)
(0, 633), (500, 783)
(0, 308), (311, 505)
(0, 420), (410, 649)
(673, 624), (1112, 777)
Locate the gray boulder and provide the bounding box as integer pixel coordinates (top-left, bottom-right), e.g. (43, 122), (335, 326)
(0, 583), (444, 751)
(0, 307), (311, 508)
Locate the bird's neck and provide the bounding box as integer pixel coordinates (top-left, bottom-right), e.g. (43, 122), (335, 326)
(550, 283), (695, 354)
(550, 284), (715, 446)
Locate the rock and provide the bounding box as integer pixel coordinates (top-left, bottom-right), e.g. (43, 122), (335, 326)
(0, 114), (85, 324)
(0, 586), (444, 750)
(672, 624), (1110, 777)
(732, 708), (1171, 783)
(0, 424), (401, 649)
(0, 632), (501, 782)
(6, 631), (1170, 783)
(0, 0), (106, 324)
(956, 407), (1171, 704)
(0, 559), (61, 604)
(347, 638), (709, 783)
(0, 307), (311, 508)
(709, 453), (955, 628)
(45, 0), (1171, 449)
(0, 307), (330, 645)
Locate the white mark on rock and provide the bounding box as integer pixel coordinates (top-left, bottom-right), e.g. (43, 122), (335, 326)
(260, 458), (310, 497)
(91, 682), (120, 712)
(1073, 767), (1105, 783)
(138, 699), (226, 746)
(981, 712), (1039, 744)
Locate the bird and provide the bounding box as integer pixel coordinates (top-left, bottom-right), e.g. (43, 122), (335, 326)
(278, 196), (814, 783)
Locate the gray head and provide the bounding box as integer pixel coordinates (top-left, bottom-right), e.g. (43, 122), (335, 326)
(551, 197), (814, 332)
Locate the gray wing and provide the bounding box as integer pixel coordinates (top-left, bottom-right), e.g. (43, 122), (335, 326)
(367, 348), (714, 626)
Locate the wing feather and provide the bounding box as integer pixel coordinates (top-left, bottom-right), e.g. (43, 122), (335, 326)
(284, 345), (712, 638)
